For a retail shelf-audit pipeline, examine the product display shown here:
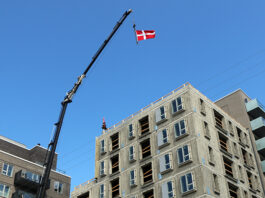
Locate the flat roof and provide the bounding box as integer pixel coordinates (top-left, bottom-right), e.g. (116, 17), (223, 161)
(0, 135), (27, 148)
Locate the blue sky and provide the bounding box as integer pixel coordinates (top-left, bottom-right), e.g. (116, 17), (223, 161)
(1, 0), (265, 191)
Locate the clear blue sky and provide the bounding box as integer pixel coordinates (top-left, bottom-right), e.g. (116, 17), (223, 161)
(1, 0), (265, 192)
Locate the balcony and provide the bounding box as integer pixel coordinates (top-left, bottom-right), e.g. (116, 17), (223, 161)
(256, 137), (265, 157)
(14, 170), (50, 192)
(12, 190), (36, 198)
(251, 117), (265, 138)
(261, 160), (265, 173)
(246, 99), (265, 120)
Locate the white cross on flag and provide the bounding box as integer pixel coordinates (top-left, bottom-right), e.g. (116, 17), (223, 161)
(135, 30), (155, 42)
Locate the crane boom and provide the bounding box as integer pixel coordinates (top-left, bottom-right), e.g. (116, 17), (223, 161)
(36, 9), (132, 198)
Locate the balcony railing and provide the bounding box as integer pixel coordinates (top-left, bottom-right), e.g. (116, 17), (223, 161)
(12, 190), (36, 198)
(256, 137), (265, 157)
(14, 170), (50, 192)
(261, 160), (265, 173)
(246, 99), (265, 120)
(251, 117), (265, 138)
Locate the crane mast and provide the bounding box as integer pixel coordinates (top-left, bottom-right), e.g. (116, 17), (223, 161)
(36, 9), (132, 198)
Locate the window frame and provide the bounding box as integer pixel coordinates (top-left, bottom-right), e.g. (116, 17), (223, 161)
(2, 163), (13, 177)
(100, 160), (105, 176)
(174, 119), (187, 139)
(128, 124), (135, 139)
(54, 181), (63, 194)
(129, 145), (136, 162)
(130, 169), (137, 187)
(157, 128), (169, 148)
(177, 144), (191, 165)
(180, 172), (195, 194)
(100, 139), (106, 154)
(99, 184), (104, 198)
(156, 106), (167, 124)
(0, 184), (10, 198)
(172, 96), (183, 114)
(159, 153), (173, 174)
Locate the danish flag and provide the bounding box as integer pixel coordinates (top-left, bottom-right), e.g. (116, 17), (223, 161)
(135, 30), (156, 42)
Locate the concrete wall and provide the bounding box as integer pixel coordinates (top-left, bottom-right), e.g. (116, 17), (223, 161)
(71, 84), (264, 198)
(0, 140), (70, 198)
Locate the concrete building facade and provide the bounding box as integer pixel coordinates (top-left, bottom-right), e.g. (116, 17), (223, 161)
(71, 83), (264, 198)
(0, 135), (71, 198)
(215, 89), (265, 193)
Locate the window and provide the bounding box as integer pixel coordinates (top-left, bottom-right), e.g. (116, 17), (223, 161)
(203, 121), (210, 139)
(100, 161), (105, 176)
(218, 133), (230, 153)
(237, 127), (244, 144)
(128, 124), (134, 139)
(228, 183), (238, 198)
(142, 163), (153, 185)
(228, 121), (234, 136)
(54, 181), (63, 194)
(162, 181), (174, 198)
(100, 139), (106, 154)
(0, 184), (10, 198)
(111, 155), (119, 174)
(129, 145), (136, 162)
(22, 170), (40, 182)
(214, 110), (225, 129)
(199, 98), (206, 115)
(238, 165), (244, 182)
(247, 171), (253, 189)
(241, 149), (251, 167)
(16, 190), (35, 198)
(100, 184), (105, 198)
(111, 133), (119, 151)
(181, 172), (195, 194)
(156, 106), (167, 123)
(208, 146), (215, 165)
(2, 163), (13, 177)
(245, 133), (250, 146)
(223, 156), (234, 178)
(213, 174), (220, 193)
(177, 145), (191, 165)
(139, 116), (149, 135)
(172, 97), (183, 114)
(111, 178), (120, 198)
(249, 154), (254, 167)
(130, 170), (137, 186)
(174, 120), (187, 138)
(141, 139), (151, 159)
(157, 129), (169, 148)
(233, 142), (239, 158)
(254, 175), (260, 191)
(143, 189), (154, 198)
(159, 153), (173, 173)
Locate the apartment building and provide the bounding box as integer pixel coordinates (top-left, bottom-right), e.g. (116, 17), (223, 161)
(215, 89), (265, 192)
(0, 135), (71, 198)
(71, 83), (264, 198)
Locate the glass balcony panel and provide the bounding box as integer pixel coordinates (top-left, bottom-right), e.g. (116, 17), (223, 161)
(12, 190), (35, 198)
(246, 99), (265, 119)
(261, 160), (265, 173)
(14, 170), (50, 193)
(251, 117), (265, 137)
(256, 137), (265, 157)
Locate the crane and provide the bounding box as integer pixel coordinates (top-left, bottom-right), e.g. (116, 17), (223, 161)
(36, 9), (132, 198)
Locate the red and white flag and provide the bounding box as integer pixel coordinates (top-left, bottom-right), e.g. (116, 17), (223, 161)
(135, 30), (155, 42)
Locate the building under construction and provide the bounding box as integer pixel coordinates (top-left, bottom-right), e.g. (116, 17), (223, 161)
(71, 83), (264, 198)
